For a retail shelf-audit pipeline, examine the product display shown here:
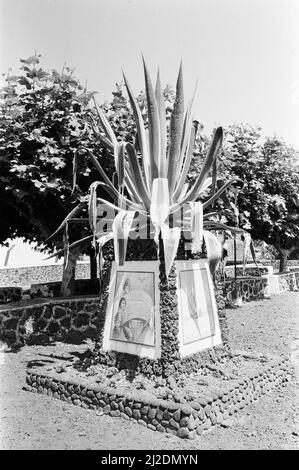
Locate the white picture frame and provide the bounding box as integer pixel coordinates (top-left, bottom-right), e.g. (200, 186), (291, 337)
(102, 261), (161, 359)
(176, 259), (222, 357)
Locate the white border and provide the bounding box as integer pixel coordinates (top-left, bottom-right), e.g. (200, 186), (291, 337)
(102, 261), (161, 359)
(176, 259), (222, 357)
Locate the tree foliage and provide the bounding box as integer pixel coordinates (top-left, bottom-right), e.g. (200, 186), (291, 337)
(217, 125), (299, 270)
(0, 54), (109, 251)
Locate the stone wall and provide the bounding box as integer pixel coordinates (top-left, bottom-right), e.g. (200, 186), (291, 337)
(278, 271), (299, 294)
(0, 296), (101, 348)
(0, 262), (91, 287)
(0, 286), (22, 304)
(25, 357), (291, 440)
(0, 279), (99, 304)
(224, 271), (299, 306)
(224, 266), (269, 278)
(224, 277), (268, 306)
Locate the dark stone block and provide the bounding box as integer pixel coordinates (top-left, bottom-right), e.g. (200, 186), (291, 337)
(53, 306), (67, 320)
(163, 410), (173, 421)
(180, 417), (189, 427)
(141, 405), (148, 415)
(60, 317), (71, 329)
(148, 407), (156, 420)
(147, 424), (156, 431)
(157, 424), (165, 433)
(35, 318), (48, 331)
(169, 418), (179, 430)
(173, 409), (181, 422)
(42, 306), (52, 319)
(177, 427), (189, 439)
(125, 407), (132, 417)
(3, 317), (19, 329)
(66, 329), (85, 344)
(47, 321), (60, 335)
(73, 313), (91, 329)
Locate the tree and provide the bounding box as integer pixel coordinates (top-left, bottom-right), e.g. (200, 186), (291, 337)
(0, 54), (110, 294)
(217, 125), (299, 272)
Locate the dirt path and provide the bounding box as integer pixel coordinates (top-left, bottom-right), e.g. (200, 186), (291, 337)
(0, 292), (298, 450)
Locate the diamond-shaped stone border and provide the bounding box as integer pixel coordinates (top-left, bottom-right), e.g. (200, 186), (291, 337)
(24, 357), (291, 439)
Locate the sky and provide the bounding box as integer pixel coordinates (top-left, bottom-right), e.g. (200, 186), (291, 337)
(0, 0), (299, 148)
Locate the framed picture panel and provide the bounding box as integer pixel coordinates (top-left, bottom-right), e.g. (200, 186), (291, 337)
(176, 259), (222, 356)
(102, 261), (161, 359)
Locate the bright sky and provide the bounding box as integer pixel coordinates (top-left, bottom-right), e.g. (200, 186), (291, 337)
(1, 0), (299, 148)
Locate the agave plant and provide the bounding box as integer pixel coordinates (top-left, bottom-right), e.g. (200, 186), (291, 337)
(49, 59), (244, 276)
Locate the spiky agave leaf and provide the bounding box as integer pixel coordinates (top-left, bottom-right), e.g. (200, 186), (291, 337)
(88, 115), (114, 151)
(161, 224), (181, 277)
(203, 178), (240, 210)
(126, 143), (151, 209)
(143, 57), (160, 182)
(93, 98), (118, 147)
(150, 178), (170, 246)
(203, 230), (222, 277)
(124, 168), (144, 204)
(116, 141), (125, 193)
(88, 181), (102, 247)
(122, 70), (151, 190)
(96, 196), (147, 216)
(167, 61), (184, 197)
(189, 201), (204, 253)
(177, 127), (223, 207)
(155, 69), (167, 177)
(46, 202), (85, 241)
(211, 158), (217, 197)
(174, 81), (198, 191)
(112, 210), (136, 265)
(44, 235), (93, 260)
(75, 147), (145, 213)
(203, 220), (245, 234)
(173, 120), (199, 201)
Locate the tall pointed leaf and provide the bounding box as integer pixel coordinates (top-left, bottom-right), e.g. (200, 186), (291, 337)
(203, 230), (222, 278)
(126, 143), (151, 209)
(112, 210), (136, 265)
(211, 158), (217, 197)
(161, 224), (181, 277)
(155, 69), (167, 177)
(88, 181), (102, 247)
(122, 70), (151, 189)
(46, 202), (85, 241)
(93, 98), (117, 146)
(124, 170), (143, 204)
(167, 61), (184, 197)
(143, 57), (160, 181)
(173, 120), (199, 201)
(189, 201), (203, 253)
(150, 178), (169, 246)
(77, 147), (145, 212)
(174, 80), (198, 186)
(72, 150), (78, 194)
(172, 127), (223, 209)
(44, 235), (93, 260)
(116, 142), (125, 192)
(203, 178), (240, 210)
